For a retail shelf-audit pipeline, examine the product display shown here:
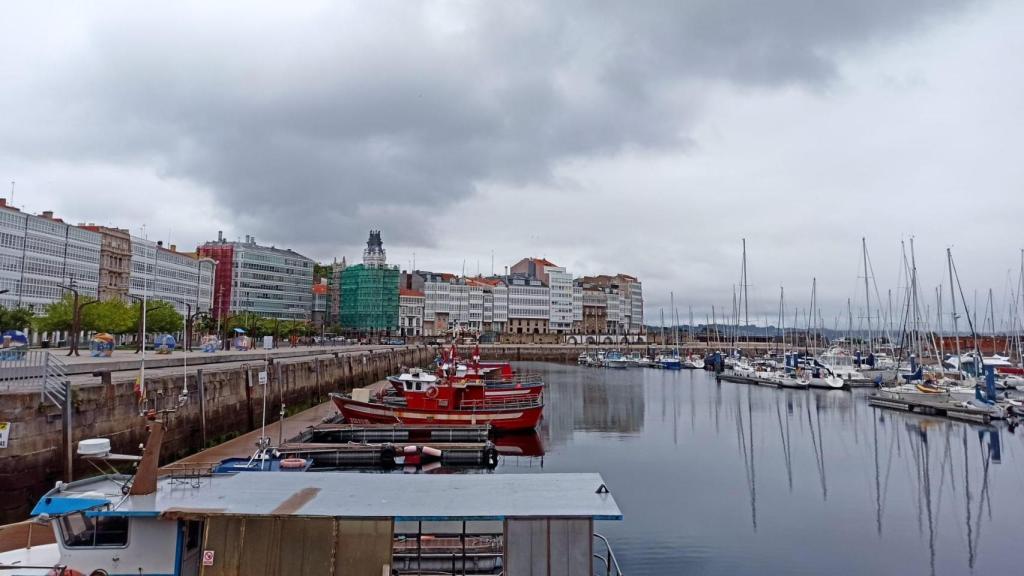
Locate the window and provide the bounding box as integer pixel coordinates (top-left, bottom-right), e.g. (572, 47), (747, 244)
(60, 513), (129, 548)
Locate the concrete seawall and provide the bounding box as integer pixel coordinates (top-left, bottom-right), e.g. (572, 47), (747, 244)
(0, 346), (432, 524)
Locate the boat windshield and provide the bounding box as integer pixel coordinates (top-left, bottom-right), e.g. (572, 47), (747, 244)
(59, 512), (129, 548)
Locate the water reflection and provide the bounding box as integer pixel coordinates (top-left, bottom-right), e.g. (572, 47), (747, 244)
(505, 362), (1022, 576)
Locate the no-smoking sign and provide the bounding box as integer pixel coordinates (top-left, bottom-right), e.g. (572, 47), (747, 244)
(202, 550), (215, 566)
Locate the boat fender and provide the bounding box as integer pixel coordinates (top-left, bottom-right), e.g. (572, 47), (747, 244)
(279, 458), (306, 469)
(425, 385), (439, 399)
(380, 444), (397, 465)
(90, 571), (109, 576)
(421, 445), (442, 459)
(403, 445), (420, 455)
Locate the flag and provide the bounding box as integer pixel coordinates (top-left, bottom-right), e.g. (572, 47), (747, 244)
(134, 375), (146, 403)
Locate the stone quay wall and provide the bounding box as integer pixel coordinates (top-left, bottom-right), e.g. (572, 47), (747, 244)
(0, 346), (432, 524)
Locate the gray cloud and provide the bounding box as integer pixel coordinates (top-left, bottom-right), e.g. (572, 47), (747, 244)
(0, 0), (980, 253)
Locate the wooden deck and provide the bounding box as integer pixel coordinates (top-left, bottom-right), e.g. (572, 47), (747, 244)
(159, 380), (389, 474)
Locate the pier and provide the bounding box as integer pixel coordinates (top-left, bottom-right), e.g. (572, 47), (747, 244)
(867, 393), (1000, 423)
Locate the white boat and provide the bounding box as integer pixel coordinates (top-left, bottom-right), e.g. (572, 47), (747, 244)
(1, 422), (625, 576)
(603, 351), (630, 369)
(682, 355), (705, 369)
(656, 353), (682, 370)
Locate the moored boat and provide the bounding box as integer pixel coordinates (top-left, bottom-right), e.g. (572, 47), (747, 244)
(332, 379), (544, 432)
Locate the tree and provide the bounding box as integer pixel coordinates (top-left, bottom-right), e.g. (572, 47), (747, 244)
(33, 295), (78, 333)
(83, 298), (135, 334)
(142, 301), (184, 334)
(0, 305), (34, 332)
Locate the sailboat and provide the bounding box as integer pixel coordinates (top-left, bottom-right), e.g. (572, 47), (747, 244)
(657, 294), (683, 369)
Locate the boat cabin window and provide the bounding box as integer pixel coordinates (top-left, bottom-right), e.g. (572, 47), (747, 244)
(59, 513), (129, 548)
(393, 520), (504, 575)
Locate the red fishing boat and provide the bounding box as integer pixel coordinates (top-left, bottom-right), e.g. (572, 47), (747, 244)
(388, 344), (545, 399)
(331, 378), (544, 432)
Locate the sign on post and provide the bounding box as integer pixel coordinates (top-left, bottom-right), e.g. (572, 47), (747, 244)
(0, 422), (9, 449)
(263, 336), (274, 350)
(258, 371), (268, 386)
(202, 550), (215, 566)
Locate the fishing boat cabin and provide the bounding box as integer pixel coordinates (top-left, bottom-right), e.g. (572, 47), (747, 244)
(8, 424), (622, 575)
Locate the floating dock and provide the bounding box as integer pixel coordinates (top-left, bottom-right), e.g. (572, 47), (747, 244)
(296, 423), (491, 444)
(277, 440), (498, 467)
(867, 393), (1002, 424)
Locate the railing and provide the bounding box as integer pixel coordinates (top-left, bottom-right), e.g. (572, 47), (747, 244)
(593, 533), (624, 576)
(0, 349), (68, 402)
(483, 372), (545, 386)
(460, 395), (543, 410)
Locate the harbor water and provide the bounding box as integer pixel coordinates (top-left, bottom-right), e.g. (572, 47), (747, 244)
(498, 362), (1022, 576)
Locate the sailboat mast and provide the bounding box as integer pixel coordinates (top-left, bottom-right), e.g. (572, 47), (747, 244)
(909, 237), (921, 358)
(987, 288), (996, 356)
(778, 287), (785, 354)
(660, 308), (665, 346)
(742, 238), (749, 333)
(671, 291), (679, 352)
(809, 278), (817, 352)
(712, 305), (718, 349)
(731, 285), (738, 351)
(936, 286), (945, 368)
(947, 248), (961, 368)
(1018, 249), (1024, 365)
(862, 238), (873, 353)
(847, 298), (853, 349)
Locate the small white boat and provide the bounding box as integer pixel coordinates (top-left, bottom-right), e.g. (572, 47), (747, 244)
(603, 351), (630, 369)
(656, 353), (682, 370)
(682, 355), (705, 369)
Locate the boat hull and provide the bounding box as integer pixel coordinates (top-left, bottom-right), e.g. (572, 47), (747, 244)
(331, 394), (543, 431)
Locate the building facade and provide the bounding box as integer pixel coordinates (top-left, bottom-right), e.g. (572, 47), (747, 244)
(78, 225), (132, 301)
(0, 201), (101, 312)
(129, 238), (216, 317)
(399, 288), (425, 337)
(578, 274), (644, 335)
(505, 273), (549, 334)
(339, 231), (399, 333)
(199, 233), (314, 320)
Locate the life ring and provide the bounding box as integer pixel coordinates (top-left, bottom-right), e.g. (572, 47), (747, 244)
(279, 458), (306, 469)
(425, 385), (439, 399)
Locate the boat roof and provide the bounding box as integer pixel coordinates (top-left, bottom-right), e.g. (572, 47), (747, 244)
(33, 472), (622, 521)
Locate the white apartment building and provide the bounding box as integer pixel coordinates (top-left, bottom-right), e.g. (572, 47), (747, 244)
(506, 274), (549, 334)
(0, 201), (101, 313)
(399, 288), (424, 337)
(129, 238), (216, 317)
(606, 290), (622, 333)
(544, 265), (574, 333)
(572, 284), (583, 328)
(468, 283), (484, 332)
(199, 235), (314, 321)
(625, 278), (644, 334)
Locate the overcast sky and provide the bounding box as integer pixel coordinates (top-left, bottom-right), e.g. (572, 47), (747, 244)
(3, 1), (1023, 327)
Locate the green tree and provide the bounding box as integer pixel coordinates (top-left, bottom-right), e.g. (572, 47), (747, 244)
(83, 298), (135, 334)
(33, 295), (78, 333)
(0, 305), (35, 332)
(142, 301), (184, 334)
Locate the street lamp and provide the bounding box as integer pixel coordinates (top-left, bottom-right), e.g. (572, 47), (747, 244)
(127, 295), (170, 353)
